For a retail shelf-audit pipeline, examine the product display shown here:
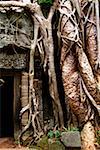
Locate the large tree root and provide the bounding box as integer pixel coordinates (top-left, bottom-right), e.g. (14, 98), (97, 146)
(81, 121), (96, 150)
(18, 1), (64, 144)
(59, 1), (99, 149)
(0, 1), (99, 149)
(82, 0), (100, 104)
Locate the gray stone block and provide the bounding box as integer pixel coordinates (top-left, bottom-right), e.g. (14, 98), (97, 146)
(61, 131), (81, 148)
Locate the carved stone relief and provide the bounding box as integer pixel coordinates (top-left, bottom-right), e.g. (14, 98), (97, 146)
(0, 53), (28, 69)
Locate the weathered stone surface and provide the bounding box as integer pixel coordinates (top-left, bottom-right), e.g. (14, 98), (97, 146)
(0, 10), (33, 49)
(0, 53), (27, 69)
(61, 131), (81, 148)
(21, 72), (29, 127)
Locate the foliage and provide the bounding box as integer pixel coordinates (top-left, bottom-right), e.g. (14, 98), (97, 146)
(96, 129), (100, 145)
(67, 127), (79, 132)
(63, 127), (79, 132)
(47, 127), (79, 140)
(47, 130), (54, 138)
(47, 130), (61, 139)
(38, 0), (52, 5)
(54, 130), (61, 138)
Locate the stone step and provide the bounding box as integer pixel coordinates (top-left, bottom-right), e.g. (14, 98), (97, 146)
(61, 131), (81, 148)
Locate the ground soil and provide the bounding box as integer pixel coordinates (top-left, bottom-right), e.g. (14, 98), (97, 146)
(0, 137), (99, 150)
(0, 138), (28, 149)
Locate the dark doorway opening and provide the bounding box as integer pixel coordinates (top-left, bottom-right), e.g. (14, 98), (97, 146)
(0, 76), (14, 137)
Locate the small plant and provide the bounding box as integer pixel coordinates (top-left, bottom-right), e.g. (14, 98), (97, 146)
(54, 130), (61, 138)
(96, 129), (100, 145)
(63, 126), (79, 132)
(47, 130), (54, 139)
(47, 130), (61, 139)
(68, 127), (79, 131)
(38, 0), (52, 5)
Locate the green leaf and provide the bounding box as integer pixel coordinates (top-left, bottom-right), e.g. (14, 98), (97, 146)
(97, 130), (100, 135)
(47, 130), (54, 138)
(54, 130), (61, 138)
(71, 127), (79, 131)
(38, 0), (52, 5)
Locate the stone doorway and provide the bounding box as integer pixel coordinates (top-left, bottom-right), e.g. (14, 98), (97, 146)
(0, 71), (22, 138)
(0, 75), (14, 137)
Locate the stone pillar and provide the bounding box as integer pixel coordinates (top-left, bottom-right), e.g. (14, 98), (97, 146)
(13, 73), (21, 139)
(21, 72), (29, 127)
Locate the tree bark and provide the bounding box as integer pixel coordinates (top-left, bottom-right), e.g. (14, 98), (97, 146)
(0, 0), (99, 149)
(81, 121), (96, 150)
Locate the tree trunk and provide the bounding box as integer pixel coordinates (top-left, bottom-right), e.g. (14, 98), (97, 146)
(0, 0), (99, 149)
(81, 121), (96, 150)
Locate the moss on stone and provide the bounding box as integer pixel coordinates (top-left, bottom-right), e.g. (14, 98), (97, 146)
(37, 136), (49, 150)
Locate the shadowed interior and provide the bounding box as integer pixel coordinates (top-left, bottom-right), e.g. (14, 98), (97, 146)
(0, 76), (14, 137)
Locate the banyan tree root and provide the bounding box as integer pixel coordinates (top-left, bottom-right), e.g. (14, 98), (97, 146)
(18, 17), (44, 145)
(18, 73), (44, 145)
(59, 0), (99, 149)
(75, 0), (100, 109)
(81, 121), (96, 150)
(19, 1), (64, 144)
(34, 2), (64, 127)
(0, 0), (99, 148)
(61, 48), (88, 126)
(76, 43), (100, 113)
(82, 0), (100, 104)
(84, 2), (97, 71)
(59, 0), (88, 126)
(95, 0), (100, 70)
(47, 5), (64, 127)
